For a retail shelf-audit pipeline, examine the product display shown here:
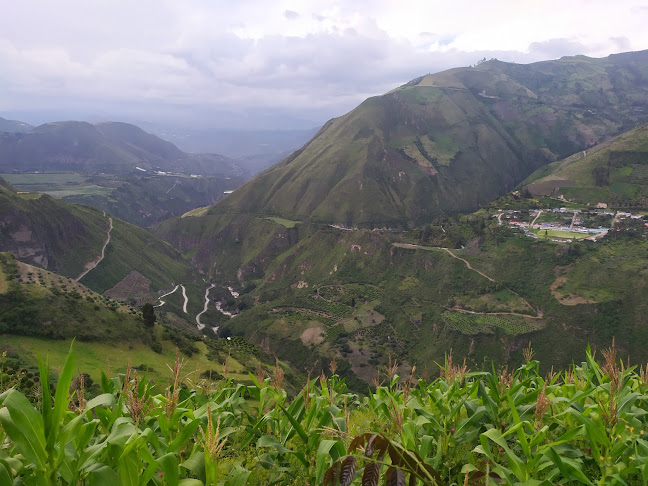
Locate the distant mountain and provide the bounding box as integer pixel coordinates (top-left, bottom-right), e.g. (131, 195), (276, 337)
(0, 121), (249, 177)
(216, 50), (648, 227)
(144, 126), (320, 174)
(0, 116), (32, 133)
(522, 123), (648, 208)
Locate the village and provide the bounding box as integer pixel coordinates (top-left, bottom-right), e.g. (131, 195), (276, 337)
(497, 205), (647, 242)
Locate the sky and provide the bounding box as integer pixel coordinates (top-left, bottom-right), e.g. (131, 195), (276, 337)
(1, 0), (647, 130)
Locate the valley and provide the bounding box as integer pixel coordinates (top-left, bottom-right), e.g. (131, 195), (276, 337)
(2, 51), (648, 394)
(5, 4), (648, 484)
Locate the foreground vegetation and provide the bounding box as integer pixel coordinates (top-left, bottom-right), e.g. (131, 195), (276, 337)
(2, 341), (648, 485)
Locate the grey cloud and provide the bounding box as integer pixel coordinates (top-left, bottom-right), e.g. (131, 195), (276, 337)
(528, 38), (588, 59)
(609, 37), (631, 51)
(0, 3), (642, 131)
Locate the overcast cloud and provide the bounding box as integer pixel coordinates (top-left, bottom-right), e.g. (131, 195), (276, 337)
(1, 0), (647, 129)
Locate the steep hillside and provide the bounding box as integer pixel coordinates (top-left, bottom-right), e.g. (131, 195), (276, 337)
(61, 173), (246, 227)
(157, 205), (648, 388)
(0, 178), (195, 303)
(244, 226), (646, 385)
(0, 182), (108, 275)
(217, 51), (648, 227)
(0, 121), (248, 177)
(523, 123), (648, 208)
(0, 253), (292, 391)
(0, 253), (150, 342)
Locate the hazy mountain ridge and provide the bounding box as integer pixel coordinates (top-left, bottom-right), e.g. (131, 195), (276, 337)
(0, 117), (33, 133)
(0, 120), (249, 177)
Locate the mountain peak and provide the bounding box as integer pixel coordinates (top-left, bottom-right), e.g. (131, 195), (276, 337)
(213, 52), (648, 227)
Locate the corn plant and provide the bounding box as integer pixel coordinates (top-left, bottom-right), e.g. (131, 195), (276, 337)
(2, 340), (648, 485)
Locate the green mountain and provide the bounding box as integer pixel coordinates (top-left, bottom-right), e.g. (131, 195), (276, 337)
(156, 210), (648, 389)
(217, 51), (648, 227)
(0, 121), (248, 177)
(0, 252), (151, 342)
(0, 178), (194, 304)
(0, 252), (292, 393)
(522, 123), (648, 208)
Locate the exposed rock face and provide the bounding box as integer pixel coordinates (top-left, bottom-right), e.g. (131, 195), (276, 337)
(0, 192), (101, 276)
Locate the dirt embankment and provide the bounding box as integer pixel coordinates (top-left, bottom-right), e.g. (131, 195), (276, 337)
(550, 266), (596, 305)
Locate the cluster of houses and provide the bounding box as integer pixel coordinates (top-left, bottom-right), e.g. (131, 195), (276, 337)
(498, 206), (647, 242)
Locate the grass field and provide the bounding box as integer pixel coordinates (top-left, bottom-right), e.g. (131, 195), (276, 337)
(263, 216), (302, 228)
(1, 172), (116, 199)
(182, 206), (211, 217)
(0, 172), (86, 185)
(14, 192), (43, 200)
(44, 185), (114, 198)
(0, 334), (251, 385)
(530, 228), (591, 240)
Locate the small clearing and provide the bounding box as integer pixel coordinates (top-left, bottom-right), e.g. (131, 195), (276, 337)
(550, 271), (596, 306)
(264, 216), (301, 228)
(300, 326), (325, 346)
(105, 271), (153, 304)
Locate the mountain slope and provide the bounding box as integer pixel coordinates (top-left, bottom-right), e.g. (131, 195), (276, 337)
(0, 178), (194, 302)
(217, 51), (648, 226)
(61, 173), (246, 227)
(522, 123), (648, 207)
(0, 116), (32, 133)
(0, 121), (248, 177)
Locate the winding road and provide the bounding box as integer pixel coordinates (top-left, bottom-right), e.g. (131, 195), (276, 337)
(392, 242), (539, 316)
(77, 212), (113, 281)
(154, 284), (188, 313)
(195, 284), (215, 330)
(442, 248), (495, 282)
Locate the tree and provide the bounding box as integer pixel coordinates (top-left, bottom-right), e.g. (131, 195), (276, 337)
(142, 303), (156, 328)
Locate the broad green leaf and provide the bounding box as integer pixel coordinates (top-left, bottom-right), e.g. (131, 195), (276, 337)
(89, 466), (120, 486)
(117, 449), (140, 486)
(168, 418), (200, 452)
(179, 480), (204, 486)
(225, 465), (251, 486)
(315, 439), (345, 484)
(48, 341), (76, 452)
(0, 391), (47, 469)
(181, 451), (206, 483)
(156, 453), (179, 485)
(544, 446), (594, 485)
(0, 462), (12, 485)
(85, 393), (115, 411)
